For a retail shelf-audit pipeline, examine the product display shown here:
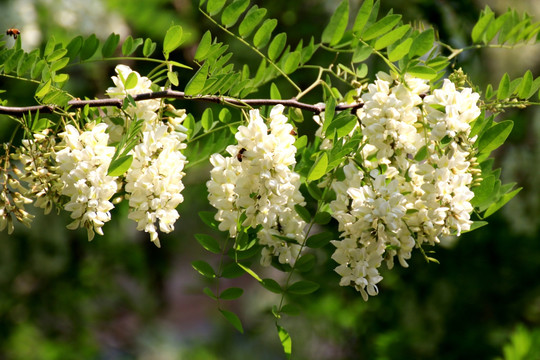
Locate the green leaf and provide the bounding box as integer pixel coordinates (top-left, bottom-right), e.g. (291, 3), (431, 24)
(31, 59), (46, 79)
(305, 231), (333, 248)
(35, 79), (52, 98)
(362, 14), (401, 41)
(207, 0), (227, 15)
(325, 113), (357, 138)
(238, 6), (267, 38)
(107, 155), (133, 176)
(321, 0), (349, 46)
(201, 108), (214, 130)
(163, 25), (184, 58)
(199, 211), (220, 230)
(322, 97), (336, 133)
(237, 263), (262, 282)
(261, 278), (282, 294)
(219, 108), (231, 123)
(294, 205), (311, 223)
(464, 221), (489, 233)
(50, 57), (69, 72)
(253, 19), (277, 48)
(388, 37), (413, 62)
(314, 211), (332, 225)
(47, 48), (67, 62)
(352, 0), (374, 33)
(497, 73), (510, 100)
(203, 287), (217, 300)
(219, 309), (243, 333)
(307, 152), (328, 181)
(167, 71), (179, 86)
(191, 260), (216, 278)
(287, 280), (320, 295)
(373, 24), (410, 50)
(195, 233), (221, 254)
(102, 33), (120, 58)
(194, 31), (212, 62)
(221, 0), (250, 27)
(484, 187), (521, 218)
(43, 37), (56, 57)
(414, 145), (428, 161)
(142, 38), (156, 57)
(65, 36), (83, 60)
(289, 108), (304, 123)
(472, 7), (495, 43)
(295, 254), (316, 273)
(80, 34), (99, 60)
(219, 287), (244, 300)
(282, 51), (301, 74)
(477, 120), (513, 156)
(472, 175), (496, 208)
(410, 28), (434, 57)
(518, 70), (533, 98)
(268, 32), (287, 61)
(352, 44), (373, 63)
(270, 82), (281, 99)
(124, 72), (138, 89)
(276, 324), (292, 360)
(407, 65), (437, 80)
(185, 62), (209, 95)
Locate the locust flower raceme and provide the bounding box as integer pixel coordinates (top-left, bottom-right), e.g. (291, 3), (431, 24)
(55, 123), (118, 241)
(124, 123), (188, 247)
(328, 72), (481, 300)
(207, 105), (306, 265)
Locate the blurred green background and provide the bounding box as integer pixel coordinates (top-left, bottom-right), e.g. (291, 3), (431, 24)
(1, 0), (540, 359)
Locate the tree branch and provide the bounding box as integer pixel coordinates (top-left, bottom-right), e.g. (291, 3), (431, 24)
(0, 90), (363, 116)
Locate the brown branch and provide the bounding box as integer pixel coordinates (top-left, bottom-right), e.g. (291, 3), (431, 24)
(0, 90), (363, 116)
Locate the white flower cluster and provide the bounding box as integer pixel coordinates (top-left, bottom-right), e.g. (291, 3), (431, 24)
(55, 123), (118, 241)
(43, 65), (187, 245)
(329, 72), (481, 300)
(125, 124), (187, 247)
(207, 105), (306, 266)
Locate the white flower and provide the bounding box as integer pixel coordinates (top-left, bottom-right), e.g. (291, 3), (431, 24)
(125, 123), (188, 247)
(55, 123), (118, 240)
(207, 105), (306, 265)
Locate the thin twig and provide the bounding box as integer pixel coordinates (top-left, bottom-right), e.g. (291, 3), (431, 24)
(0, 90), (363, 116)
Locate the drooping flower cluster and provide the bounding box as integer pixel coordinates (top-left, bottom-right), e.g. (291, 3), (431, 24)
(8, 65), (189, 245)
(329, 72), (481, 300)
(207, 105), (306, 265)
(125, 123), (187, 247)
(55, 123), (118, 241)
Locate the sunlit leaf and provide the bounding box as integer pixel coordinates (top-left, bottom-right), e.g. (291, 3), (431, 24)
(373, 24), (410, 50)
(238, 6), (267, 38)
(253, 19), (277, 48)
(362, 14), (401, 41)
(477, 120), (513, 156)
(321, 0), (349, 46)
(307, 152), (328, 181)
(163, 25), (184, 58)
(268, 32), (287, 61)
(185, 62), (209, 95)
(221, 0), (250, 27)
(276, 324), (292, 360)
(352, 0), (374, 33)
(107, 155), (133, 176)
